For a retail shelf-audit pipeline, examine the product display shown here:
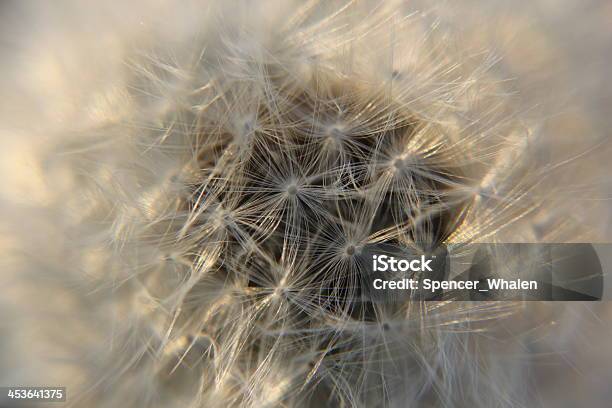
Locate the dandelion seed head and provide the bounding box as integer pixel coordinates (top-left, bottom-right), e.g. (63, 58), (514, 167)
(4, 1), (608, 407)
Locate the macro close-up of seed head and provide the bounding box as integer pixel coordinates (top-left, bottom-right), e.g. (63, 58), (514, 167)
(1, 1), (612, 407)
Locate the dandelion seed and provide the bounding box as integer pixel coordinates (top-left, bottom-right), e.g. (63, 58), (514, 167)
(4, 1), (596, 407)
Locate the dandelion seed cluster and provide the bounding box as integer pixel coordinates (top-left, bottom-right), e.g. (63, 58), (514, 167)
(3, 1), (598, 407)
